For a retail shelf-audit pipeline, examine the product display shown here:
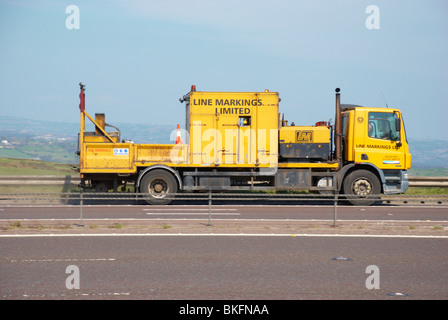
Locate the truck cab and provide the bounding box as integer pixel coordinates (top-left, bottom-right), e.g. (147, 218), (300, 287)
(340, 105), (411, 198)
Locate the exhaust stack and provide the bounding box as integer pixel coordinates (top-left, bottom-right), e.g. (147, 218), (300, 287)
(334, 88), (342, 168)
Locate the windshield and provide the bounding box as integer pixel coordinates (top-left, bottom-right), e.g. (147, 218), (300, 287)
(368, 112), (400, 141)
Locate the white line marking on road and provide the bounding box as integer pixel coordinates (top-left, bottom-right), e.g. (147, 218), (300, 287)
(145, 212), (241, 216)
(143, 208), (238, 211)
(8, 258), (116, 262)
(0, 218), (446, 223)
(2, 204), (447, 208)
(143, 207), (240, 215)
(3, 292), (131, 299)
(1, 233), (447, 239)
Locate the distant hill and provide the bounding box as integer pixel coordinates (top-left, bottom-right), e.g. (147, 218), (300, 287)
(408, 138), (448, 169)
(0, 116), (447, 168)
(0, 116), (174, 163)
(0, 116), (173, 144)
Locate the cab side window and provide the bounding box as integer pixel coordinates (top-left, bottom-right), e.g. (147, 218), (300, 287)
(368, 112), (400, 141)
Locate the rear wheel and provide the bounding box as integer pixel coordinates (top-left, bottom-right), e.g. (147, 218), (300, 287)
(140, 170), (177, 205)
(343, 169), (381, 206)
(94, 182), (109, 193)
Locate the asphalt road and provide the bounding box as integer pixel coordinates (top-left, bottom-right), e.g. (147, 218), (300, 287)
(1, 203), (448, 221)
(1, 204), (447, 304)
(1, 235), (448, 302)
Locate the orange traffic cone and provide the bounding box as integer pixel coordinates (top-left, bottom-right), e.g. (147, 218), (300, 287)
(176, 124), (183, 144)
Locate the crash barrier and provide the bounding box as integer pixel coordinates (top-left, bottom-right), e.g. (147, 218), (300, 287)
(1, 175), (448, 187)
(1, 191), (447, 227)
(0, 175), (81, 185)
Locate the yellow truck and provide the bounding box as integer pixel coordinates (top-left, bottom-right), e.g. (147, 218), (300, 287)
(77, 83), (411, 205)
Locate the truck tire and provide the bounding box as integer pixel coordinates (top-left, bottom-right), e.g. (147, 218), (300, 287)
(94, 182), (109, 193)
(140, 169), (177, 205)
(343, 169), (381, 206)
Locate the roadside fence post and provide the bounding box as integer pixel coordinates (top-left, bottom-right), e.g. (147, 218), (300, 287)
(78, 186), (84, 227)
(207, 190), (212, 226)
(333, 192), (338, 227)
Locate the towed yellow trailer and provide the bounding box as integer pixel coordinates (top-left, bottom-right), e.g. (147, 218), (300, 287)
(77, 83), (411, 205)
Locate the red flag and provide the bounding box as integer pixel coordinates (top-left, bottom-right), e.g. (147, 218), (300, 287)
(79, 83), (85, 112)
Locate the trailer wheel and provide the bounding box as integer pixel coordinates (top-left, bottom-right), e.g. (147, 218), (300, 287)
(343, 169), (381, 206)
(140, 169), (177, 205)
(94, 182), (109, 193)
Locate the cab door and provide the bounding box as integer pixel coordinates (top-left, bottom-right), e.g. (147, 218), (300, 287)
(364, 110), (406, 170)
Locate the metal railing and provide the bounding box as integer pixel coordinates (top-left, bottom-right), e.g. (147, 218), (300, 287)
(1, 191), (447, 228)
(1, 174), (447, 227)
(408, 176), (448, 187)
(1, 175), (448, 187)
(0, 175), (81, 185)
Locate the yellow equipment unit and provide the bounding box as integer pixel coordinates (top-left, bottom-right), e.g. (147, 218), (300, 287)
(183, 89), (279, 167)
(77, 84), (411, 205)
(279, 124), (331, 161)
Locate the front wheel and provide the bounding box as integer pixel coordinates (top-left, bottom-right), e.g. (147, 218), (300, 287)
(140, 170), (178, 205)
(343, 169), (381, 206)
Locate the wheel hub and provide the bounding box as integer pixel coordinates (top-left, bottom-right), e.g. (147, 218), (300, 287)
(353, 179), (371, 197)
(154, 183), (164, 193)
(149, 179), (168, 198)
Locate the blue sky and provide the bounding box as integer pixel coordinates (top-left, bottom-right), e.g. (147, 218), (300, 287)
(1, 0), (447, 141)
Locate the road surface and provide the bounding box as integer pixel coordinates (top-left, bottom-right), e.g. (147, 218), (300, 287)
(1, 204), (447, 304)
